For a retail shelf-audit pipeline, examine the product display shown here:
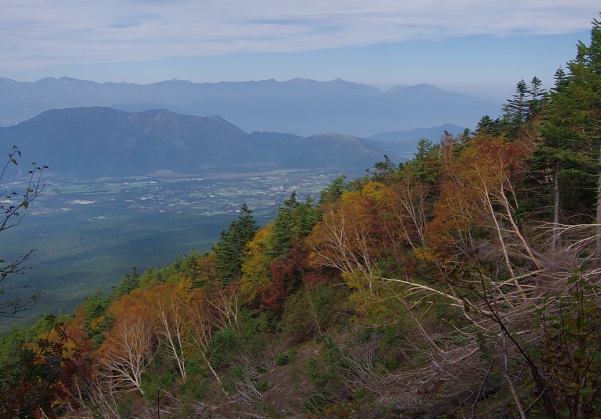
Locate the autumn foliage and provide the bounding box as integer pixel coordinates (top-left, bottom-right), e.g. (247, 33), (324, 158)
(3, 16), (601, 418)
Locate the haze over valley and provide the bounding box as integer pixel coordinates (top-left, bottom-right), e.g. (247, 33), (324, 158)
(0, 76), (491, 137)
(0, 80), (473, 323)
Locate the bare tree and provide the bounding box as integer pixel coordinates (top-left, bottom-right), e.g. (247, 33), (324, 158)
(96, 314), (156, 395)
(155, 294), (188, 383)
(0, 146), (47, 317)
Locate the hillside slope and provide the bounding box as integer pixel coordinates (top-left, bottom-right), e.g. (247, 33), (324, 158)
(0, 107), (385, 177)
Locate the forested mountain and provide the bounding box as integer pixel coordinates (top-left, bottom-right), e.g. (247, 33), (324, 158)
(0, 77), (499, 137)
(0, 107), (386, 177)
(1, 15), (601, 419)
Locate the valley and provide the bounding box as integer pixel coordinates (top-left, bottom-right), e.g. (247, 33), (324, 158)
(0, 168), (360, 329)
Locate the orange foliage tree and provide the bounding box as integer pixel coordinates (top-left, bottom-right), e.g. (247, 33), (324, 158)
(95, 290), (156, 395)
(308, 181), (419, 295)
(423, 134), (539, 279)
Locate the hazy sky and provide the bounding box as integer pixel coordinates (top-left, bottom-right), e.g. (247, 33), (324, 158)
(2, 1), (599, 99)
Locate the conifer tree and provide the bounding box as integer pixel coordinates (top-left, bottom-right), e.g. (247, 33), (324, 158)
(475, 115), (502, 136)
(501, 77), (547, 139)
(534, 16), (601, 247)
(502, 79), (529, 135)
(319, 175), (347, 204)
(570, 17), (601, 248)
(213, 204), (258, 282)
(115, 267), (140, 296)
(526, 76), (546, 117)
(267, 192), (300, 259)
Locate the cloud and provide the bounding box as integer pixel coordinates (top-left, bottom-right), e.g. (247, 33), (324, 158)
(2, 0), (599, 71)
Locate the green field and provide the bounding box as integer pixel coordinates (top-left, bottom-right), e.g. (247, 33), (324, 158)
(0, 169), (353, 329)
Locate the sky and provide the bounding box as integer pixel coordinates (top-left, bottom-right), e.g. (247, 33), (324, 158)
(2, 1), (600, 100)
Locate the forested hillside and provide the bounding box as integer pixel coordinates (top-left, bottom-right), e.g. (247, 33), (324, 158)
(1, 17), (600, 419)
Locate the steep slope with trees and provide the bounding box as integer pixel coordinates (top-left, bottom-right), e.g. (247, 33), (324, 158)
(1, 15), (601, 419)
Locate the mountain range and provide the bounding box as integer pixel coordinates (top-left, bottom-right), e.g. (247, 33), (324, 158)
(0, 107), (392, 177)
(0, 77), (499, 137)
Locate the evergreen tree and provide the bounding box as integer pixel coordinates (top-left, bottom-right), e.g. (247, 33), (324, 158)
(115, 266), (140, 296)
(298, 196), (319, 235)
(501, 77), (547, 138)
(266, 192), (319, 259)
(267, 192), (300, 259)
(319, 175), (347, 204)
(82, 288), (113, 348)
(532, 69), (589, 244)
(475, 115), (502, 136)
(502, 79), (529, 136)
(213, 204), (259, 282)
(407, 138), (442, 183)
(569, 17), (601, 248)
(526, 76), (547, 117)
(533, 16), (601, 247)
(366, 155), (397, 183)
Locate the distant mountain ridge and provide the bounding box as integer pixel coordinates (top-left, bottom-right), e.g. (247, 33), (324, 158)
(369, 123), (466, 142)
(0, 77), (500, 137)
(0, 107), (386, 177)
(367, 123), (468, 159)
